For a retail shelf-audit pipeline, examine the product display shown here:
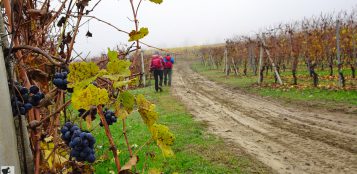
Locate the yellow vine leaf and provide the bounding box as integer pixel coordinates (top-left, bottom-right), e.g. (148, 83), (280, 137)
(128, 77), (139, 86)
(136, 94), (175, 157)
(150, 124), (175, 146)
(157, 142), (174, 157)
(44, 136), (53, 143)
(111, 77), (138, 88)
(41, 140), (69, 169)
(116, 107), (129, 120)
(67, 62), (100, 89)
(150, 124), (175, 157)
(107, 59), (131, 75)
(103, 57), (131, 81)
(71, 84), (109, 110)
(128, 27), (149, 42)
(149, 0), (163, 4)
(136, 94), (158, 127)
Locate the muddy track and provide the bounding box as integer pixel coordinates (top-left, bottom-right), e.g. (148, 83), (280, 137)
(171, 60), (357, 174)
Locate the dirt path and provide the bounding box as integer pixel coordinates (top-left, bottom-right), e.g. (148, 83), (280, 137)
(171, 60), (357, 174)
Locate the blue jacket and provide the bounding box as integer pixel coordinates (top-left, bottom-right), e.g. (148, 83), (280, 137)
(163, 56), (174, 69)
(163, 56), (174, 64)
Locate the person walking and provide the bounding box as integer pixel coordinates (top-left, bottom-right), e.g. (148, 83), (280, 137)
(150, 51), (164, 92)
(163, 53), (175, 86)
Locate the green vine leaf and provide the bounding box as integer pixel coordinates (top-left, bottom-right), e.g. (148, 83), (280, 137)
(114, 91), (135, 120)
(128, 27), (149, 41)
(107, 48), (118, 62)
(118, 91), (135, 113)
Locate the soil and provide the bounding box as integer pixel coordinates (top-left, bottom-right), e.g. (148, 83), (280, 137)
(171, 60), (357, 174)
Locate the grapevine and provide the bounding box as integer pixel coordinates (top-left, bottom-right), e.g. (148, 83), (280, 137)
(1, 0), (175, 173)
(198, 8), (357, 90)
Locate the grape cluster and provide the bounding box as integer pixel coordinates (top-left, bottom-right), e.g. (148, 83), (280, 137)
(78, 107), (97, 121)
(53, 71), (68, 90)
(61, 122), (96, 163)
(99, 110), (117, 127)
(60, 122), (79, 145)
(11, 84), (44, 115)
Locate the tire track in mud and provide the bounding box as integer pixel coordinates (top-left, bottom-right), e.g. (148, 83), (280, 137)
(171, 60), (357, 174)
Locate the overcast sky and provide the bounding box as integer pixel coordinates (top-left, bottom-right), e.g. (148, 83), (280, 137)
(72, 0), (357, 56)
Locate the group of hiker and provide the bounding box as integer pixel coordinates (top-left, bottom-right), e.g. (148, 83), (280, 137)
(150, 51), (175, 92)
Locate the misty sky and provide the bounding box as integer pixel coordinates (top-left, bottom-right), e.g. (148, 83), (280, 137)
(72, 0), (357, 56)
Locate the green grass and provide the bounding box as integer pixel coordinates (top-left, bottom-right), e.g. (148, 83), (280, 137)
(191, 63), (357, 108)
(90, 87), (269, 174)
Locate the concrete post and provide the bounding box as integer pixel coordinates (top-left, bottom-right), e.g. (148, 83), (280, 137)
(140, 50), (146, 87)
(0, 37), (21, 174)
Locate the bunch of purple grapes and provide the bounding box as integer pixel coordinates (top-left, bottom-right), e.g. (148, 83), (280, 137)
(60, 122), (80, 145)
(78, 107), (97, 121)
(53, 71), (68, 90)
(11, 84), (44, 116)
(99, 109), (117, 127)
(61, 122), (96, 163)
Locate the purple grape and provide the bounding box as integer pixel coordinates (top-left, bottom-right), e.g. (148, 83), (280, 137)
(29, 85), (39, 94)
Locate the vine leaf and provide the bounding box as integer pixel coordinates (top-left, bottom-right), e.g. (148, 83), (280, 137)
(68, 62), (100, 89)
(71, 84), (109, 110)
(106, 59), (131, 75)
(150, 124), (175, 157)
(149, 0), (163, 4)
(119, 155), (138, 173)
(136, 95), (175, 157)
(112, 77), (139, 88)
(128, 27), (149, 41)
(115, 91), (135, 119)
(119, 91), (135, 113)
(136, 94), (158, 127)
(44, 136), (53, 143)
(107, 48), (118, 62)
(41, 140), (69, 169)
(116, 107), (129, 120)
(102, 49), (131, 81)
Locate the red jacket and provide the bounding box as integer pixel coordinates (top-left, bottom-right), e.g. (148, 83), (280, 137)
(150, 55), (164, 70)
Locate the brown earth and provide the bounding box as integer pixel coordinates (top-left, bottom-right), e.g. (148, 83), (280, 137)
(171, 59), (357, 174)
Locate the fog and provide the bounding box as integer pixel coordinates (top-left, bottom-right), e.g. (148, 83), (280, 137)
(71, 0), (357, 56)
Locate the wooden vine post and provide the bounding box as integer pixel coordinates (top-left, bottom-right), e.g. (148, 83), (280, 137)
(261, 33), (283, 85)
(336, 19), (345, 87)
(352, 19), (356, 78)
(224, 48), (230, 76)
(258, 41), (264, 84)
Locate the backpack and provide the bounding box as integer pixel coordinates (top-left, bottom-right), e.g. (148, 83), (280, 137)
(151, 57), (163, 70)
(164, 56), (173, 69)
